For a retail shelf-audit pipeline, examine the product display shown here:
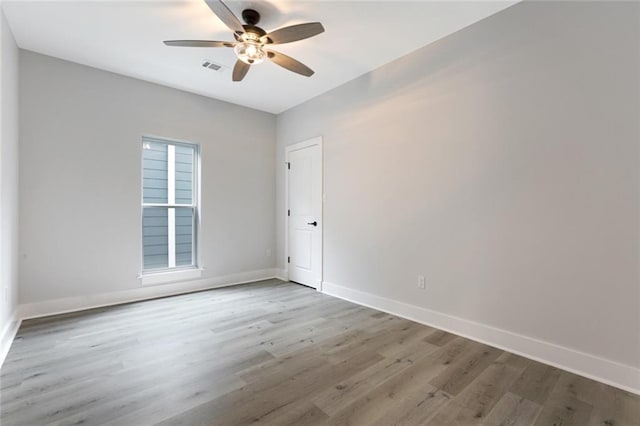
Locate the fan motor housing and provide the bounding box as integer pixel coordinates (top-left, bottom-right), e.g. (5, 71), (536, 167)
(242, 9), (261, 25)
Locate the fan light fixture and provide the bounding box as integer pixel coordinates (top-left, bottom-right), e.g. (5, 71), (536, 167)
(163, 1), (325, 82)
(234, 40), (266, 64)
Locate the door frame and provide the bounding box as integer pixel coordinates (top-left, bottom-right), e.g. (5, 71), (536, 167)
(284, 136), (323, 290)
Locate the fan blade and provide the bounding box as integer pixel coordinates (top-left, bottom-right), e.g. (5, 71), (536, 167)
(267, 50), (314, 77)
(232, 60), (250, 81)
(163, 40), (235, 48)
(205, 0), (245, 35)
(261, 22), (324, 45)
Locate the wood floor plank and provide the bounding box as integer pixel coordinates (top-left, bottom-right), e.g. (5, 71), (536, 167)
(160, 349), (383, 425)
(312, 349), (432, 416)
(550, 370), (640, 426)
(428, 340), (503, 396)
(509, 361), (562, 405)
(1, 279), (637, 426)
(586, 387), (640, 426)
(482, 392), (542, 426)
(444, 353), (529, 424)
(533, 371), (595, 426)
(325, 349), (450, 425)
(423, 329), (458, 347)
(257, 401), (330, 426)
(378, 388), (451, 425)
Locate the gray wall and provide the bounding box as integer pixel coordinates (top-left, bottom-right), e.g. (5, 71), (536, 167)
(277, 1), (640, 369)
(19, 51), (277, 304)
(0, 9), (19, 344)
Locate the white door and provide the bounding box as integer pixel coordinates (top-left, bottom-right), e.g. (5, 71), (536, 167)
(287, 138), (322, 289)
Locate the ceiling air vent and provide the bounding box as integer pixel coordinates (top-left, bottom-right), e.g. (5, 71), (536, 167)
(202, 60), (224, 72)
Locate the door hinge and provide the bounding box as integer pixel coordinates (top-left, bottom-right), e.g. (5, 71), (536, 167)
(287, 209), (290, 216)
(287, 162), (290, 170)
(287, 256), (290, 264)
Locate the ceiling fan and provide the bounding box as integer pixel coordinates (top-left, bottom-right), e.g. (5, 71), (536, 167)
(164, 0), (325, 82)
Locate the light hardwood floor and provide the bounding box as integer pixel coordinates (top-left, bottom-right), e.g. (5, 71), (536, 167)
(1, 279), (638, 425)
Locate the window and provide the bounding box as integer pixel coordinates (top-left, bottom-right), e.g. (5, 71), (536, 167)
(142, 136), (199, 273)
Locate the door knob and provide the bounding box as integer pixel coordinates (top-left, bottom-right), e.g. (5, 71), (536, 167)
(307, 221), (318, 227)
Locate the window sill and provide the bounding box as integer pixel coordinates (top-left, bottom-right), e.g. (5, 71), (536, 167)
(140, 268), (203, 286)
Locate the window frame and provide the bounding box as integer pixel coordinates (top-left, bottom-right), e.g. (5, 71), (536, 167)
(140, 135), (200, 276)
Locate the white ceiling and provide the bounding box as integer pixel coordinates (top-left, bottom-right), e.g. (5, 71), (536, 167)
(2, 0), (516, 113)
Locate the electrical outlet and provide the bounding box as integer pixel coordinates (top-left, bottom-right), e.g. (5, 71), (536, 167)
(266, 248), (272, 257)
(417, 275), (426, 290)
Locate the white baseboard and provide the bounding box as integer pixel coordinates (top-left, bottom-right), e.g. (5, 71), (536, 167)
(274, 268), (288, 281)
(19, 268), (281, 320)
(322, 281), (640, 395)
(1, 310), (21, 368)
